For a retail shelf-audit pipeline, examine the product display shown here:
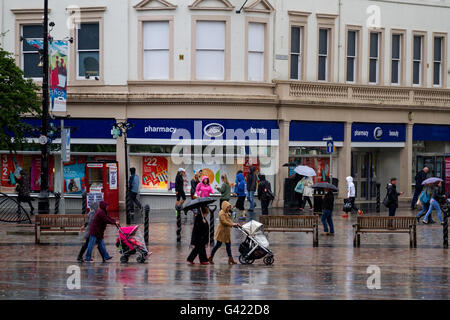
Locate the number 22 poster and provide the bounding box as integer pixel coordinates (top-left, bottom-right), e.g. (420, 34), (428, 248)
(142, 156), (168, 190)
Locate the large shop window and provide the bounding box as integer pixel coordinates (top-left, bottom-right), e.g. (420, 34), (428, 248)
(248, 22), (265, 81)
(77, 22), (100, 79)
(22, 24), (43, 78)
(143, 21), (170, 80)
(288, 146), (335, 183)
(196, 21), (225, 80)
(290, 26), (303, 80)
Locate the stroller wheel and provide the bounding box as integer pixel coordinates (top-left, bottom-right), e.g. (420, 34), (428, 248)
(136, 256), (145, 264)
(238, 254), (248, 265)
(263, 255), (274, 266)
(120, 255), (129, 263)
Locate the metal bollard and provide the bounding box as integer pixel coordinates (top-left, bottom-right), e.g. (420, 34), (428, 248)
(125, 189), (132, 225)
(176, 208), (182, 243)
(81, 191), (87, 215)
(443, 210), (448, 249)
(376, 183), (381, 213)
(54, 192), (60, 214)
(209, 206), (215, 246)
(144, 204), (150, 245)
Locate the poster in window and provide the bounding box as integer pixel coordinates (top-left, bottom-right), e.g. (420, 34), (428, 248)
(63, 156), (86, 194)
(445, 156), (450, 195)
(142, 156), (168, 190)
(1, 155), (23, 192)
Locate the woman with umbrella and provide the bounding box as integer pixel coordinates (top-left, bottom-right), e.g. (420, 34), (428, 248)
(422, 179), (446, 225)
(312, 182), (337, 235)
(293, 166), (316, 211)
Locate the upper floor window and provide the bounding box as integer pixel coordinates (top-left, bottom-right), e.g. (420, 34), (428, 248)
(413, 35), (424, 86)
(143, 21), (170, 80)
(369, 32), (380, 84)
(391, 34), (402, 85)
(433, 36), (443, 86)
(196, 21), (225, 80)
(346, 30), (357, 83)
(248, 22), (265, 82)
(318, 28), (329, 81)
(22, 24), (43, 78)
(290, 26), (303, 80)
(77, 22), (100, 79)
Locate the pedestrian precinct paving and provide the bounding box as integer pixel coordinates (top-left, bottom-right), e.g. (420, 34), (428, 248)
(0, 205), (448, 300)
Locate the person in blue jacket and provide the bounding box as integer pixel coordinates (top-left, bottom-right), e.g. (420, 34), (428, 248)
(233, 171), (247, 221)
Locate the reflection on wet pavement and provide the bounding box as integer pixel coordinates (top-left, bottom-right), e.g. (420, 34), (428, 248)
(0, 207), (449, 300)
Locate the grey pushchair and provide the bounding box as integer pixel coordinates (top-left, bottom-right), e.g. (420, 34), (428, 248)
(237, 220), (274, 265)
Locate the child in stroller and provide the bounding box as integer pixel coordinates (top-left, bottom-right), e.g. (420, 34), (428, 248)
(116, 225), (151, 263)
(237, 220), (274, 265)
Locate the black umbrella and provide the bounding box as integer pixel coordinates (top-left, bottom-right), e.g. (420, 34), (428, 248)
(312, 182), (338, 192)
(283, 162), (298, 167)
(182, 197), (216, 212)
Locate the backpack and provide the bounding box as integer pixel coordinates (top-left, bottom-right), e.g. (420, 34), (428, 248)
(419, 190), (431, 204)
(261, 182), (275, 201)
(295, 180), (305, 193)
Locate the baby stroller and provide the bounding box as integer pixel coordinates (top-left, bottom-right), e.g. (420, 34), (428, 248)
(237, 220), (274, 266)
(116, 225), (151, 263)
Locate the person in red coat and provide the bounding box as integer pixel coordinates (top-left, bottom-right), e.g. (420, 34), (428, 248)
(85, 201), (120, 262)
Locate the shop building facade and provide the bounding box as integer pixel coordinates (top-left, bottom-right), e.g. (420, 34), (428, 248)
(1, 0), (450, 212)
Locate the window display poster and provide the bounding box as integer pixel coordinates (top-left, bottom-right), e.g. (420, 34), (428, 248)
(1, 154), (23, 191)
(445, 156), (450, 195)
(301, 157), (330, 183)
(243, 158), (260, 181)
(63, 156), (86, 194)
(142, 156), (168, 190)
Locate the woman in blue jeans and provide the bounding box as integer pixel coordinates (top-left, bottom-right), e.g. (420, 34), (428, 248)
(321, 188), (334, 235)
(423, 182), (445, 225)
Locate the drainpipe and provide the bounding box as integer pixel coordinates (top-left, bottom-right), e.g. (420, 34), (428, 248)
(337, 0), (342, 82)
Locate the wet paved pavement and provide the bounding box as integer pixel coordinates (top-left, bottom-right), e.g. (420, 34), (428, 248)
(0, 205), (449, 300)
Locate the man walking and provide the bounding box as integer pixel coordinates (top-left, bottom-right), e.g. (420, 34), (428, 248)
(411, 166), (429, 210)
(386, 178), (404, 217)
(246, 167), (257, 220)
(128, 167), (142, 214)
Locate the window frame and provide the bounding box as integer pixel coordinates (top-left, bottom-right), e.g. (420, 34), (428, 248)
(390, 29), (406, 86)
(20, 24), (44, 80)
(316, 14), (337, 83)
(245, 17), (269, 82)
(345, 25), (362, 84)
(191, 15), (230, 81)
(432, 33), (448, 88)
(318, 28), (329, 82)
(288, 11), (310, 81)
(411, 31), (427, 87)
(137, 16), (174, 80)
(76, 22), (101, 80)
(368, 29), (385, 85)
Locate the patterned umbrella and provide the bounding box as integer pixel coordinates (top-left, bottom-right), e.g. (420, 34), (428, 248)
(422, 177), (443, 185)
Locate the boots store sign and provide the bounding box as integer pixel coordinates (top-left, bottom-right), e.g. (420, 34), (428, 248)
(352, 123), (405, 142)
(127, 119), (279, 141)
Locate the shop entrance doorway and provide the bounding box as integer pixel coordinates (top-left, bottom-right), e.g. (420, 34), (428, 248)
(416, 155), (445, 181)
(351, 152), (377, 201)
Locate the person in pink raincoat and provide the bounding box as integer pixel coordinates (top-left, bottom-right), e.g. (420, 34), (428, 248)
(195, 176), (214, 198)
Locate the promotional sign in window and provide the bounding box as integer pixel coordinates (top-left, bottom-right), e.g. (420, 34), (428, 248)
(63, 156), (86, 194)
(445, 156), (450, 195)
(87, 192), (104, 210)
(142, 156), (168, 190)
(108, 164), (118, 190)
(1, 155), (23, 191)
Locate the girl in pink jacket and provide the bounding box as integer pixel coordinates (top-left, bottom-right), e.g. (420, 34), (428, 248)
(196, 176), (214, 198)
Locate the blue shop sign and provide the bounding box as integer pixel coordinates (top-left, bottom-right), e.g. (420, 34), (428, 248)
(289, 121), (344, 141)
(22, 118), (116, 139)
(413, 124), (450, 141)
(127, 119), (279, 140)
(352, 123), (405, 142)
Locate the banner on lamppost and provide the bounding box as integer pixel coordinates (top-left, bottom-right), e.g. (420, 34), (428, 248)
(25, 39), (68, 112)
(61, 128), (71, 162)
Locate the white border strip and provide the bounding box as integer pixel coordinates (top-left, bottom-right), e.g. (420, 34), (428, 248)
(351, 142), (405, 148)
(127, 138), (279, 146)
(289, 141), (344, 147)
(25, 138), (117, 145)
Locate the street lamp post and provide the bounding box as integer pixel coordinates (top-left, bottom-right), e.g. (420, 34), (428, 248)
(38, 0), (50, 214)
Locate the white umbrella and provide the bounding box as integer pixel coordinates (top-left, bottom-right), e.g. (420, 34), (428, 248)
(294, 165), (316, 177)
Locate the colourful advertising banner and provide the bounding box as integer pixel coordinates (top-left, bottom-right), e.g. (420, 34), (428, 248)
(25, 39), (68, 112)
(445, 156), (450, 195)
(1, 155), (23, 190)
(142, 156), (168, 190)
(63, 156), (86, 194)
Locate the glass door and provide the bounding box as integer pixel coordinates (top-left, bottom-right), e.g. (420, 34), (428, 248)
(351, 152), (374, 200)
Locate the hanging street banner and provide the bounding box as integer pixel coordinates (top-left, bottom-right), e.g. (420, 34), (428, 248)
(25, 39), (68, 112)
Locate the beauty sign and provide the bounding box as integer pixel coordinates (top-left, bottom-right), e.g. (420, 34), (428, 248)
(142, 156), (168, 190)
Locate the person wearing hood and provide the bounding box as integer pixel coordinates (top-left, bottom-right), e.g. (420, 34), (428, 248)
(385, 178), (403, 216)
(195, 176), (214, 198)
(301, 176), (314, 211)
(247, 167), (257, 220)
(233, 171), (247, 221)
(85, 201), (120, 262)
(175, 168), (186, 210)
(77, 202), (103, 262)
(187, 206), (210, 265)
(343, 176), (363, 218)
(217, 174), (231, 209)
(190, 172), (200, 199)
(16, 170), (34, 215)
(257, 174), (273, 215)
(208, 201), (239, 265)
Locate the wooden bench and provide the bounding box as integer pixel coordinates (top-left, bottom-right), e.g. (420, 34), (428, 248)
(353, 216), (417, 248)
(35, 214), (88, 244)
(259, 215), (319, 246)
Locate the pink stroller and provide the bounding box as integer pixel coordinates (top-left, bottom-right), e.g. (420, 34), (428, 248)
(115, 225), (151, 263)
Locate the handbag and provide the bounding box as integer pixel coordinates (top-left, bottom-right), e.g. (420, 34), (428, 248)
(383, 194), (390, 207)
(343, 200), (352, 213)
(295, 180), (305, 193)
(419, 191), (430, 204)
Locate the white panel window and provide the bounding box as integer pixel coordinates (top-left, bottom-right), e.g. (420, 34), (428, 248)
(77, 23), (100, 79)
(433, 36), (443, 86)
(413, 35), (423, 86)
(346, 30), (357, 83)
(248, 22), (265, 81)
(290, 26), (302, 80)
(391, 34), (401, 85)
(143, 21), (169, 80)
(196, 21), (225, 80)
(369, 32), (379, 84)
(318, 28), (328, 81)
(22, 24), (43, 78)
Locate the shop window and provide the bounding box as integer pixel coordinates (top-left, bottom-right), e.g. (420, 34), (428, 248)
(77, 23), (100, 79)
(22, 24), (43, 78)
(143, 21), (170, 80)
(195, 21), (225, 80)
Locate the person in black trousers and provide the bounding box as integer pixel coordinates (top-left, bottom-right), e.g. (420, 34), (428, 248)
(386, 178), (404, 217)
(187, 206), (210, 265)
(257, 174), (273, 215)
(411, 166), (429, 210)
(321, 188), (335, 235)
